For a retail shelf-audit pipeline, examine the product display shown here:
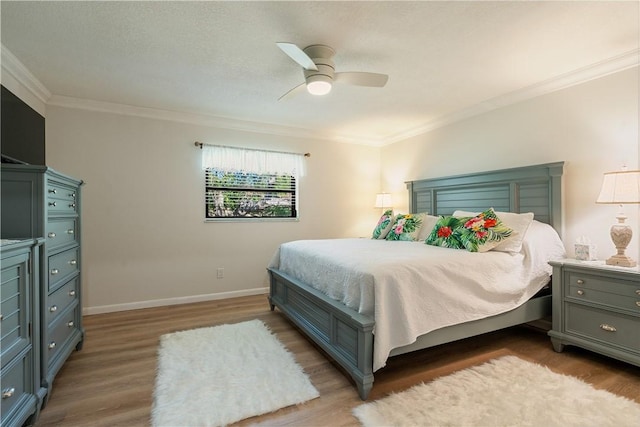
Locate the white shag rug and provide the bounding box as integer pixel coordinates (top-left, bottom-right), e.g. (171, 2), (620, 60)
(354, 355), (640, 427)
(151, 319), (319, 427)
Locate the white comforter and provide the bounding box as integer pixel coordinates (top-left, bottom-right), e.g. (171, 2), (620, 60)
(268, 221), (566, 371)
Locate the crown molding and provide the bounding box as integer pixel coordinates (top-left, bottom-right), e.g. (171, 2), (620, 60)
(47, 94), (381, 145)
(1, 44), (51, 104)
(381, 49), (640, 146)
(4, 42), (635, 148)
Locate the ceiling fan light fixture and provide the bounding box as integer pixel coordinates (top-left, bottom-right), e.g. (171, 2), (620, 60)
(306, 77), (332, 96)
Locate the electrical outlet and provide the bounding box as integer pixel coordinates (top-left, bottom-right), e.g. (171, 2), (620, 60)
(216, 268), (224, 279)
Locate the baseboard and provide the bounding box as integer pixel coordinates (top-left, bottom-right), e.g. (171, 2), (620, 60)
(83, 287), (269, 315)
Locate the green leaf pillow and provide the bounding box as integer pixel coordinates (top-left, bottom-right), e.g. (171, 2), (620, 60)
(385, 213), (424, 241)
(425, 216), (465, 249)
(372, 209), (394, 239)
(456, 209), (514, 252)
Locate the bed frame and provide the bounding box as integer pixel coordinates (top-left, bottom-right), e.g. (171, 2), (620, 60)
(268, 162), (564, 399)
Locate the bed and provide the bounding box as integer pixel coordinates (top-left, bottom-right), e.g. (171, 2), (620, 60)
(267, 162), (565, 399)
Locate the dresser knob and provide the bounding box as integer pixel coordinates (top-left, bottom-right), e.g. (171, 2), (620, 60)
(69, 290), (76, 297)
(49, 305), (58, 313)
(67, 321), (75, 328)
(635, 301), (640, 307)
(2, 387), (15, 399)
(576, 279), (584, 285)
(67, 229), (74, 235)
(48, 232), (56, 238)
(70, 192), (76, 198)
(49, 201), (57, 207)
(0, 314), (3, 321)
(49, 188), (57, 194)
(636, 290), (640, 296)
(69, 203), (76, 208)
(48, 342), (56, 350)
(599, 324), (617, 332)
(50, 268), (59, 275)
(69, 260), (77, 265)
(577, 290), (584, 296)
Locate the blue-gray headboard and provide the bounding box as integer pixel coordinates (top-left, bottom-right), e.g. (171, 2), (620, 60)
(406, 162), (564, 235)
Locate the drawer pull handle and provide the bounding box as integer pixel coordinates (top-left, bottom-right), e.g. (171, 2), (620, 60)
(577, 290), (584, 296)
(636, 290), (640, 296)
(67, 321), (75, 328)
(69, 260), (77, 265)
(49, 201), (57, 207)
(576, 279), (584, 285)
(51, 268), (59, 275)
(67, 229), (74, 235)
(69, 203), (76, 208)
(49, 188), (57, 194)
(2, 387), (15, 399)
(636, 301), (640, 307)
(48, 232), (56, 238)
(49, 305), (58, 313)
(69, 290), (76, 297)
(599, 324), (617, 333)
(48, 342), (56, 350)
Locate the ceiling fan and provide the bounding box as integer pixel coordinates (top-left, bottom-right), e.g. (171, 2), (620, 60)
(276, 42), (389, 100)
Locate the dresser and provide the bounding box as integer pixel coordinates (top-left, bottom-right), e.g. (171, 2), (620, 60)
(548, 259), (640, 367)
(1, 239), (44, 427)
(0, 164), (84, 410)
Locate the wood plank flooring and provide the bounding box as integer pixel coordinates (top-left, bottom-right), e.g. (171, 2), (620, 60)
(35, 294), (640, 426)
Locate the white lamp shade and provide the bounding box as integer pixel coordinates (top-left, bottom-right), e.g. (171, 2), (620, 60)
(375, 193), (393, 208)
(596, 170), (640, 204)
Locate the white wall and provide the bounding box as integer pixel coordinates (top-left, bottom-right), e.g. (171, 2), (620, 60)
(381, 67), (640, 263)
(45, 108), (381, 313)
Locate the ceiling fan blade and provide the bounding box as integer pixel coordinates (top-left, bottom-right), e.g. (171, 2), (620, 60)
(335, 72), (389, 87)
(276, 42), (318, 71)
(278, 82), (307, 101)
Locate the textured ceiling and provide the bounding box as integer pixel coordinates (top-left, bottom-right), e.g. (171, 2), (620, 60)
(1, 1), (639, 145)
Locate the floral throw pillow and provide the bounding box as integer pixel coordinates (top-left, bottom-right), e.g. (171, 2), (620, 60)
(456, 209), (514, 252)
(425, 216), (465, 249)
(372, 209), (394, 239)
(385, 213), (423, 241)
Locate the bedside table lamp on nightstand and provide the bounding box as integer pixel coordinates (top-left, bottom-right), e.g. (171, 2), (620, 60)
(596, 167), (640, 267)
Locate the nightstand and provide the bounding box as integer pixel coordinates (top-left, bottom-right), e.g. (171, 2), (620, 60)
(548, 259), (640, 367)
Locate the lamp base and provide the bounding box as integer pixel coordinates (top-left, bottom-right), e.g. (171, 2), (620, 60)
(605, 254), (637, 268)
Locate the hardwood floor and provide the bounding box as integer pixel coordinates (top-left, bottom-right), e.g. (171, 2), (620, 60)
(35, 294), (640, 426)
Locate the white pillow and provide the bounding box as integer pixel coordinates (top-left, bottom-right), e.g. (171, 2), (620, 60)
(416, 214), (440, 241)
(453, 209), (535, 253)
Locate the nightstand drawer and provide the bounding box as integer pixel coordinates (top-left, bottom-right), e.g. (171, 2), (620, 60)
(46, 277), (79, 326)
(566, 271), (638, 297)
(567, 285), (640, 313)
(565, 303), (640, 352)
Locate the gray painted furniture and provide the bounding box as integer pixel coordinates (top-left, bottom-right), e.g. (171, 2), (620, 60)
(0, 164), (84, 409)
(1, 238), (44, 427)
(269, 162), (564, 399)
(549, 259), (640, 367)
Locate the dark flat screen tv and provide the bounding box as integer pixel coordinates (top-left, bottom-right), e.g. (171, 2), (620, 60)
(1, 85), (45, 165)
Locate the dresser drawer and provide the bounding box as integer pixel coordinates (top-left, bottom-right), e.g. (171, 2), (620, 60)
(46, 307), (80, 367)
(46, 181), (78, 215)
(0, 351), (33, 425)
(566, 271), (639, 297)
(46, 277), (79, 327)
(46, 218), (78, 251)
(48, 247), (80, 291)
(565, 303), (640, 353)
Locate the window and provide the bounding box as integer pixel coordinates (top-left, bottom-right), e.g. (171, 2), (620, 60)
(200, 144), (305, 220)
